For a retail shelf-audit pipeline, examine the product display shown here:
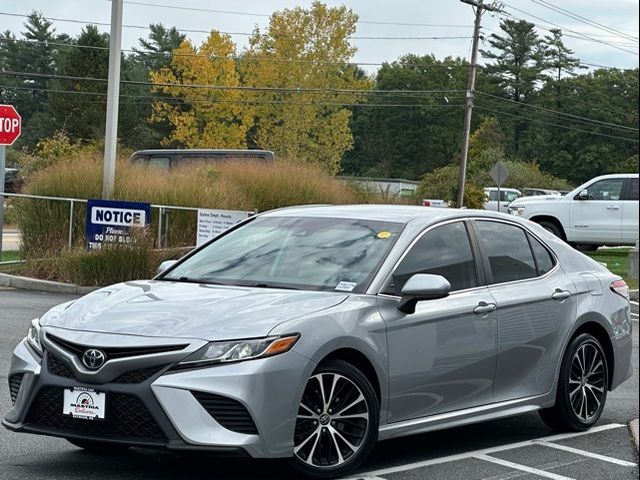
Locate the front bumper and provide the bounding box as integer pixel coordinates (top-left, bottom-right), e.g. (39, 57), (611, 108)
(3, 338), (315, 459)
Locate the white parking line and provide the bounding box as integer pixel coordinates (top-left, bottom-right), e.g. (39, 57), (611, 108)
(343, 424), (627, 479)
(473, 454), (576, 480)
(533, 440), (638, 467)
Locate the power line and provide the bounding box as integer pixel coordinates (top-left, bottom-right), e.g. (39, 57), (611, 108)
(0, 36), (474, 71)
(0, 12), (472, 41)
(475, 91), (639, 132)
(529, 0), (639, 43)
(498, 3), (639, 56)
(0, 70), (465, 95)
(474, 104), (639, 143)
(121, 1), (471, 29)
(0, 84), (467, 108)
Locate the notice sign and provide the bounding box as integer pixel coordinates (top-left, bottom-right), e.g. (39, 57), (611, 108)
(86, 199), (151, 250)
(197, 209), (250, 247)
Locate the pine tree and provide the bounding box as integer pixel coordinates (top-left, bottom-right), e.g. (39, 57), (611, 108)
(542, 29), (584, 81)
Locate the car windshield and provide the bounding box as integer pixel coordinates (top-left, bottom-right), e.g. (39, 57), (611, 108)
(163, 216), (403, 293)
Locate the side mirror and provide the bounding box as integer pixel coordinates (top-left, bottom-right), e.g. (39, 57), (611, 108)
(397, 274), (451, 314)
(578, 189), (589, 200)
(156, 260), (178, 276)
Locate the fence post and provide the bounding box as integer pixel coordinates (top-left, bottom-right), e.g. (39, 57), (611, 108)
(68, 199), (75, 249)
(157, 207), (164, 249)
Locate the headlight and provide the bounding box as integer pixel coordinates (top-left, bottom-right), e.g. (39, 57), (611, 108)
(509, 206), (525, 216)
(176, 334), (300, 369)
(26, 318), (42, 355)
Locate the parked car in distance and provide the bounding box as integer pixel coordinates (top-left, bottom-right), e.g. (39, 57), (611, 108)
(3, 167), (21, 193)
(484, 187), (521, 213)
(509, 173), (639, 249)
(130, 149), (275, 169)
(4, 205), (633, 479)
(522, 188), (562, 197)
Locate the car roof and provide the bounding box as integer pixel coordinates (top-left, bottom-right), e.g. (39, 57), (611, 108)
(260, 204), (519, 226)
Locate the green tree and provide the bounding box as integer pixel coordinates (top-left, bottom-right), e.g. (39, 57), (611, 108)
(50, 25), (110, 140)
(541, 29), (584, 81)
(242, 1), (369, 174)
(522, 68), (639, 183)
(133, 24), (186, 72)
(480, 19), (547, 153)
(343, 54), (469, 179)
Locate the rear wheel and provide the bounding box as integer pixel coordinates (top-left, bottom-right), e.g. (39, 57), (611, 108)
(288, 360), (379, 479)
(67, 438), (130, 454)
(539, 334), (608, 432)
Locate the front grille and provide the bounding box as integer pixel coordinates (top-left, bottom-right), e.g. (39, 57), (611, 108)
(113, 366), (164, 384)
(25, 386), (167, 443)
(192, 391), (258, 435)
(48, 353), (75, 379)
(46, 334), (187, 360)
(9, 374), (24, 404)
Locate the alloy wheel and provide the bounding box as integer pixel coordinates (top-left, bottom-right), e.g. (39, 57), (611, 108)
(294, 372), (370, 469)
(569, 342), (606, 422)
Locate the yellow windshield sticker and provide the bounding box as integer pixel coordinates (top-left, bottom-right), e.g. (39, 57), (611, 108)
(376, 231), (392, 239)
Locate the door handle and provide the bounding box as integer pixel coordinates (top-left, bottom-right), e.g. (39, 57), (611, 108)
(606, 205), (620, 210)
(552, 289), (571, 301)
(473, 302), (497, 315)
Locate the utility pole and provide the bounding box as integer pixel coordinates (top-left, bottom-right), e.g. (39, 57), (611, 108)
(102, 0), (123, 199)
(456, 0), (501, 208)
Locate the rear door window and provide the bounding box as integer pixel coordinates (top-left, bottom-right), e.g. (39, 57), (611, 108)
(475, 221), (537, 284)
(528, 234), (555, 276)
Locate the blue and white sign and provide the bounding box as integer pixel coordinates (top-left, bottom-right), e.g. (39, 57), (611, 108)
(86, 199), (151, 250)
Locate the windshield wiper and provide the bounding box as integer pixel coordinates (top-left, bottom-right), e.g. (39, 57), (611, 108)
(245, 282), (302, 290)
(162, 276), (226, 286)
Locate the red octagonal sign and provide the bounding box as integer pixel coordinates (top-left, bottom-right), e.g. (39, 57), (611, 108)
(0, 104), (21, 146)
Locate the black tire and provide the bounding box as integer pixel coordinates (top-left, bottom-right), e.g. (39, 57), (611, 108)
(288, 359), (379, 479)
(576, 244), (600, 253)
(67, 438), (130, 454)
(538, 220), (563, 239)
(539, 333), (608, 432)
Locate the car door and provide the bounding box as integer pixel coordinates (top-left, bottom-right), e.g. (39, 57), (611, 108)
(378, 221), (498, 423)
(621, 177), (639, 245)
(570, 177), (625, 244)
(472, 220), (577, 401)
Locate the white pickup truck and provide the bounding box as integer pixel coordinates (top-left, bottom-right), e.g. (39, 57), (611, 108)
(508, 173), (639, 250)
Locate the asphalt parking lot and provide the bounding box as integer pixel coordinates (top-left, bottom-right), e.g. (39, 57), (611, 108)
(0, 289), (637, 480)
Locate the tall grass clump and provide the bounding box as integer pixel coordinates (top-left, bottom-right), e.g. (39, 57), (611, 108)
(16, 153), (361, 263)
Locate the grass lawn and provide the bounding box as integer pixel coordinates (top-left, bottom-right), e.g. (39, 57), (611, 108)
(0, 250), (21, 263)
(587, 248), (638, 290)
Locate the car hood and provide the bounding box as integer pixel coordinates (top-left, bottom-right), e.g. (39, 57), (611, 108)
(510, 195), (563, 207)
(40, 280), (349, 341)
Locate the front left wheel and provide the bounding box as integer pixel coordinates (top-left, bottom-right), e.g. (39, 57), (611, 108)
(289, 359), (379, 479)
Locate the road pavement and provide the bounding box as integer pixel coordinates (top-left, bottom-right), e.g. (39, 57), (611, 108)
(0, 289), (637, 480)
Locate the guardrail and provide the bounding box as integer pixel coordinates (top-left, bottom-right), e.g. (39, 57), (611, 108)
(1, 192), (202, 250)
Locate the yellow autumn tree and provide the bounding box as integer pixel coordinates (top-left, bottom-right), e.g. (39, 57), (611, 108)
(242, 1), (372, 174)
(150, 32), (253, 148)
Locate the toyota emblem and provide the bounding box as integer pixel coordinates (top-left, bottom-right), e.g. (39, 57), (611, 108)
(82, 349), (106, 369)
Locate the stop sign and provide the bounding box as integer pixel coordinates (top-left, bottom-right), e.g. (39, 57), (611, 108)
(0, 105), (21, 146)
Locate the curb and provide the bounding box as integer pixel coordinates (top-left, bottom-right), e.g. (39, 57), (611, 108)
(630, 289), (639, 302)
(631, 419), (639, 452)
(0, 273), (98, 295)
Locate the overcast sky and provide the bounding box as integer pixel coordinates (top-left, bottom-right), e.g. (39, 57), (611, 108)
(2, 0), (639, 74)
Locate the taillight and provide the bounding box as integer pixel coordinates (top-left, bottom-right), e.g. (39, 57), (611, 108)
(610, 279), (629, 299)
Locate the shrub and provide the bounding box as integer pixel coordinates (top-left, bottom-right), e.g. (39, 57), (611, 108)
(419, 160), (573, 205)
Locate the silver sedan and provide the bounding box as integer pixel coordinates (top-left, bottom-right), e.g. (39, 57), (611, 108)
(3, 205), (633, 479)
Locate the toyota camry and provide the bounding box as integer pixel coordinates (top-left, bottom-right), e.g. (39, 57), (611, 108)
(3, 205), (633, 478)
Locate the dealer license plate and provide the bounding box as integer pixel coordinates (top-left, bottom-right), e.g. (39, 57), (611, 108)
(62, 387), (106, 420)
